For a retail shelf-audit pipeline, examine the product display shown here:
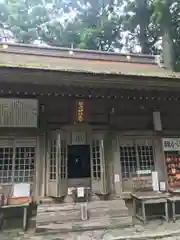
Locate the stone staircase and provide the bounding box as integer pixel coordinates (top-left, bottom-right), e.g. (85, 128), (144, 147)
(35, 199), (132, 234)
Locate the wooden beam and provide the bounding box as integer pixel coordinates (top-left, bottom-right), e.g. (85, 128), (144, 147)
(1, 66), (180, 91)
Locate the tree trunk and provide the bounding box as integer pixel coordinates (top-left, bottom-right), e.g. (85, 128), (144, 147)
(139, 30), (149, 54)
(162, 0), (175, 70)
(162, 29), (175, 70)
(139, 0), (149, 54)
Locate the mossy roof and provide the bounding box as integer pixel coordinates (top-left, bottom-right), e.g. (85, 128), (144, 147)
(0, 44), (180, 79)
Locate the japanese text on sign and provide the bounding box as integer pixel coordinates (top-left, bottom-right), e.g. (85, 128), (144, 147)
(162, 138), (180, 151)
(77, 101), (84, 123)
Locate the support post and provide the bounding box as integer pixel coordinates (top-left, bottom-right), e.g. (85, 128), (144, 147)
(153, 111), (162, 131)
(113, 136), (122, 198)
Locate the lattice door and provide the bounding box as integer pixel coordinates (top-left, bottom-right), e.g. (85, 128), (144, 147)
(119, 139), (155, 192)
(0, 137), (36, 185)
(91, 135), (108, 194)
(47, 131), (67, 197)
(57, 132), (68, 197)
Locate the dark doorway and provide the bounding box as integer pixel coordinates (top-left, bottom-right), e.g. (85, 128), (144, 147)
(68, 145), (91, 179)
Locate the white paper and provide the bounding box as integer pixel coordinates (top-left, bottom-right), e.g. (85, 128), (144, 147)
(114, 174), (120, 183)
(136, 169), (151, 175)
(68, 188), (73, 195)
(152, 171), (159, 191)
(77, 187), (84, 197)
(13, 183), (30, 197)
(159, 182), (166, 191)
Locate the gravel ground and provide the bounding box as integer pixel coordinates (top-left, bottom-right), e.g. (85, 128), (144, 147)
(1, 219), (180, 240)
(1, 230), (180, 240)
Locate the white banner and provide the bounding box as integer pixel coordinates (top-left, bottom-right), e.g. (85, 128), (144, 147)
(162, 138), (180, 151)
(152, 171), (159, 191)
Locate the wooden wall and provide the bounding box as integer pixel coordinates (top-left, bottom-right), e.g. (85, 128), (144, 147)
(0, 82), (179, 131)
(37, 96), (180, 131)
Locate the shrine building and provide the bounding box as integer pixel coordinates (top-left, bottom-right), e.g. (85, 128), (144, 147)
(0, 43), (179, 201)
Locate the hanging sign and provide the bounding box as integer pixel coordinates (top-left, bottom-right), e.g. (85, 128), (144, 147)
(76, 100), (85, 123)
(162, 138), (180, 151)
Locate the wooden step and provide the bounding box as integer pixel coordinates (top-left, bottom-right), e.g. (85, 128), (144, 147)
(35, 200), (132, 232)
(35, 215), (132, 234)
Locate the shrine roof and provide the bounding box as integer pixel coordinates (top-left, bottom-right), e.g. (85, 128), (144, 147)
(0, 43), (180, 79)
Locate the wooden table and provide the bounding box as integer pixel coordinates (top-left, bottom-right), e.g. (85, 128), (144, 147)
(0, 202), (30, 230)
(168, 196), (180, 222)
(131, 192), (169, 224)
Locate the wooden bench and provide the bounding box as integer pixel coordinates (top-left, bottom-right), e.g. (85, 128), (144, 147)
(0, 202), (31, 231)
(168, 196), (180, 222)
(131, 191), (170, 224)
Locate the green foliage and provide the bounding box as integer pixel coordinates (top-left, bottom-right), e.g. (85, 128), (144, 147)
(0, 0), (180, 70)
(122, 0), (160, 54)
(152, 0), (167, 26)
(0, 0), (124, 50)
(152, 0), (180, 70)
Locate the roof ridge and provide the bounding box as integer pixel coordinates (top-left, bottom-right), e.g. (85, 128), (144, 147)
(0, 43), (155, 65)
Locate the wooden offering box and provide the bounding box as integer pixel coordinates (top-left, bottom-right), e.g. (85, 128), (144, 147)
(7, 196), (32, 205)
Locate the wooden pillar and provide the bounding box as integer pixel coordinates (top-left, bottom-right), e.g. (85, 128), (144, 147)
(154, 137), (166, 182)
(35, 133), (46, 201)
(35, 135), (40, 201)
(113, 136), (122, 198)
(153, 111), (162, 131)
(153, 111), (166, 182)
(40, 133), (46, 197)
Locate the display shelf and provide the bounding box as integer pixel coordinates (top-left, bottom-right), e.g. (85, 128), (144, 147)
(165, 151), (180, 189)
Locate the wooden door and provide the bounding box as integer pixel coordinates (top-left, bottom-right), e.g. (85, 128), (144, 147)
(57, 132), (68, 197)
(47, 131), (68, 197)
(91, 134), (108, 195)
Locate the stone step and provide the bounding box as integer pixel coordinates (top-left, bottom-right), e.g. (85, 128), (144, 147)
(86, 200), (127, 209)
(36, 210), (82, 223)
(37, 205), (128, 216)
(89, 209), (129, 218)
(35, 200), (132, 233)
(35, 216), (132, 234)
(37, 204), (78, 213)
(36, 202), (129, 225)
(38, 200), (128, 213)
(36, 211), (130, 225)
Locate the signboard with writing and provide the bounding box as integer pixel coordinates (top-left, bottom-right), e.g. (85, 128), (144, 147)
(76, 100), (85, 123)
(162, 138), (180, 151)
(0, 98), (38, 127)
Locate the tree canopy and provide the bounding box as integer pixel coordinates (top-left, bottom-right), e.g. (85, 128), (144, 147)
(0, 0), (179, 70)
